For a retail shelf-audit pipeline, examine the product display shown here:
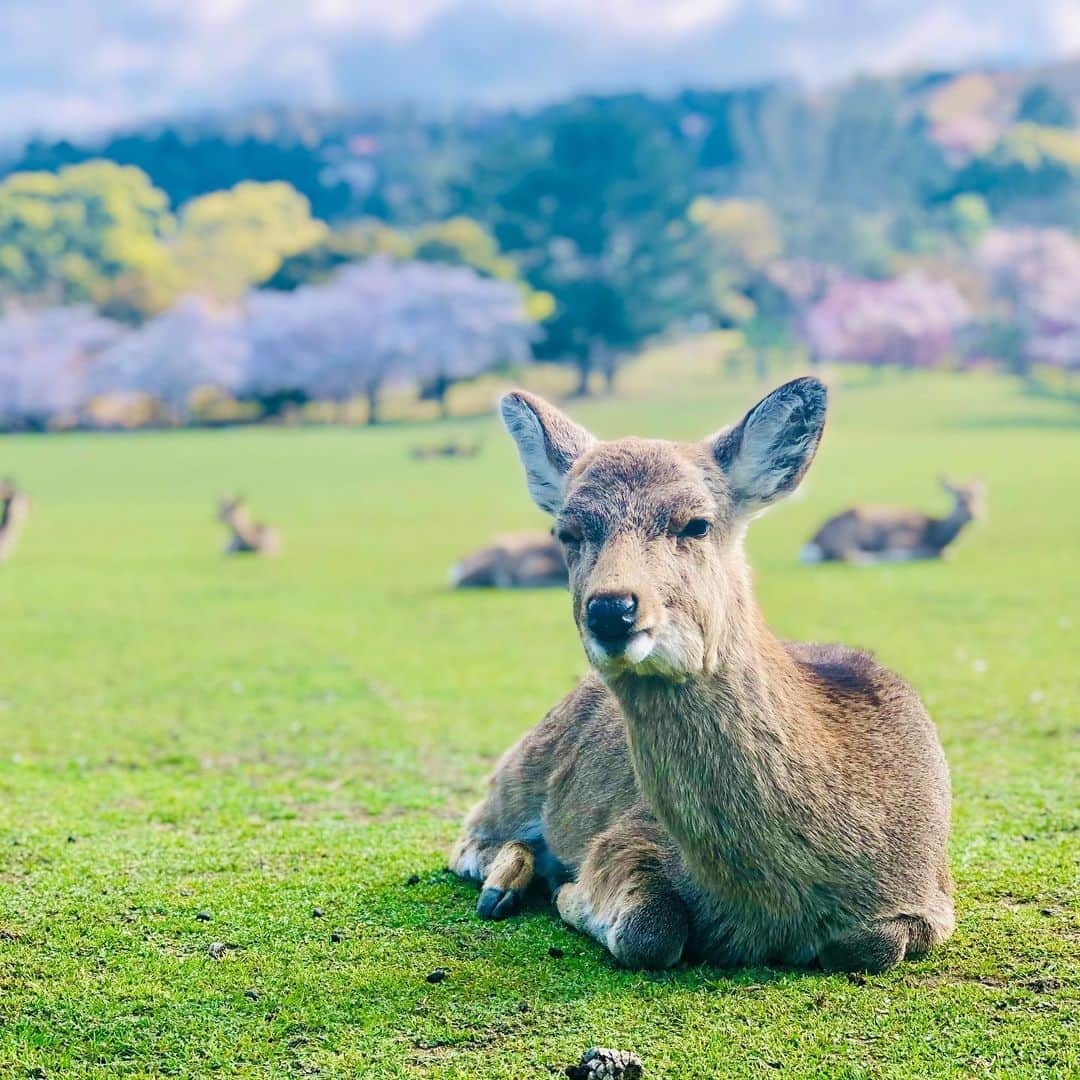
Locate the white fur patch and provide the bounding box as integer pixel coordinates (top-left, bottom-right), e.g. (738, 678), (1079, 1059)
(624, 632), (656, 664)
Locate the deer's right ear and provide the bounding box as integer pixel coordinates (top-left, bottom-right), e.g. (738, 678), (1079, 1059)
(500, 391), (596, 514)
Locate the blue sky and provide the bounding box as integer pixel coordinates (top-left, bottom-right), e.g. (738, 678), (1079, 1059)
(3, 1), (1076, 141)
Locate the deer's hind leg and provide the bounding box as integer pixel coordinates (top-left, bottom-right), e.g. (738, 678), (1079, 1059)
(555, 813), (689, 970)
(818, 909), (952, 974)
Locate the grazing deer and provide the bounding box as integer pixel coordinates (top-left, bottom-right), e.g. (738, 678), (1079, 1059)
(450, 531), (568, 589)
(801, 478), (986, 565)
(218, 496), (281, 557)
(0, 479), (29, 564)
(450, 378), (953, 973)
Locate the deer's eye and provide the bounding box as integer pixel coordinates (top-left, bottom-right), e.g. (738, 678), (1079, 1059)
(678, 518), (712, 540)
(556, 527), (583, 546)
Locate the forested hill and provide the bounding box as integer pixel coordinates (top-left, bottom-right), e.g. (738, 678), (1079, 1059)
(6, 62), (1080, 236)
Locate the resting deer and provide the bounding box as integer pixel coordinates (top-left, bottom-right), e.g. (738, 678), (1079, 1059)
(411, 440), (482, 461)
(450, 531), (567, 589)
(218, 496), (281, 557)
(450, 378), (953, 973)
(0, 479), (29, 564)
(801, 478), (986, 565)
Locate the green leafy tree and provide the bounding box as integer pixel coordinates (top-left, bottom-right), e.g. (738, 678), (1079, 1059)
(172, 181), (327, 301)
(471, 99), (715, 392)
(1016, 84), (1076, 129)
(0, 161), (174, 306)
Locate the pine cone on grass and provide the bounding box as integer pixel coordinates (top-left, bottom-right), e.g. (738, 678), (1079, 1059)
(565, 1047), (644, 1079)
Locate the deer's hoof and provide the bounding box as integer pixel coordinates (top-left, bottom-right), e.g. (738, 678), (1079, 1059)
(477, 886), (521, 921)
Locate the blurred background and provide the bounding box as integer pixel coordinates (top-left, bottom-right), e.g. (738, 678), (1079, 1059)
(0, 1), (1078, 428)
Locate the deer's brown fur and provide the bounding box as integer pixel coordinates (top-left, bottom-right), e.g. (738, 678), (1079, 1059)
(450, 531), (567, 589)
(0, 479), (29, 564)
(450, 378), (953, 972)
(218, 496), (281, 557)
(411, 440), (482, 461)
(802, 478), (986, 564)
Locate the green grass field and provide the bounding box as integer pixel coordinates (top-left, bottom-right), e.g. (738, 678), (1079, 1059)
(0, 364), (1076, 1078)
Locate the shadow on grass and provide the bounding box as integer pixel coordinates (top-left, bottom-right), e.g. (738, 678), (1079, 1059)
(387, 867), (836, 997)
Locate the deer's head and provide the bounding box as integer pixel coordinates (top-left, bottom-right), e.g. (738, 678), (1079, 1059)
(501, 377), (827, 680)
(218, 495), (246, 524)
(940, 477), (987, 523)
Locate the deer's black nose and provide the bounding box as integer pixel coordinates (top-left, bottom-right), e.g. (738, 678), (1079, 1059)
(586, 594), (638, 644)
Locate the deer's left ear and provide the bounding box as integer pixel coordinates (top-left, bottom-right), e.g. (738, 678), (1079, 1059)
(711, 377), (827, 515)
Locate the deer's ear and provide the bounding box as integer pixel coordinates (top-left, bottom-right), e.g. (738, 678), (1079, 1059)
(711, 377), (827, 516)
(500, 391), (596, 514)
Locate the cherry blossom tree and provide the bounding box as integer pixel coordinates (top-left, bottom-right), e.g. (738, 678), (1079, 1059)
(978, 228), (1080, 375)
(243, 258), (533, 423)
(799, 273), (970, 369)
(0, 305), (124, 429)
(90, 296), (250, 420)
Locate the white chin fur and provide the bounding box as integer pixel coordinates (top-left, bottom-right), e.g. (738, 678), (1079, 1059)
(585, 631), (655, 668)
(587, 629), (696, 681)
(624, 632), (656, 664)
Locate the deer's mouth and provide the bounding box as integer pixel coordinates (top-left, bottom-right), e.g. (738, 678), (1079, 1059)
(585, 627), (656, 667)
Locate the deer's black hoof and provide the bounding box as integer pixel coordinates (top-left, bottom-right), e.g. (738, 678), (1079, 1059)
(477, 886), (521, 921)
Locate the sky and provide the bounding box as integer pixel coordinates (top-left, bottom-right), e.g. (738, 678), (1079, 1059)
(2, 1), (1077, 142)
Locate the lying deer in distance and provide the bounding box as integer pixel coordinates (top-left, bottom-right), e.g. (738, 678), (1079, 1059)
(411, 440), (482, 461)
(801, 477), (986, 565)
(218, 495), (281, 557)
(450, 531), (568, 589)
(0, 478), (30, 564)
(450, 378), (953, 973)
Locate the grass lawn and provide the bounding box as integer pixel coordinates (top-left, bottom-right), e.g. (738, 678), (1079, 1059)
(0, 363), (1076, 1078)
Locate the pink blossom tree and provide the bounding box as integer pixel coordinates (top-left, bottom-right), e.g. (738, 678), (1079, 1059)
(90, 296), (251, 421)
(244, 258), (533, 423)
(0, 305), (124, 429)
(800, 273), (971, 369)
(978, 228), (1080, 375)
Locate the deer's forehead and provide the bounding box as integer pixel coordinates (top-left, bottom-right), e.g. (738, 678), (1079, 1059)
(563, 439), (722, 525)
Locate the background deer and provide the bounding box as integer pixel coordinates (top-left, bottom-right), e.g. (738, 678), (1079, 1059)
(411, 440), (482, 461)
(0, 478), (30, 564)
(218, 496), (281, 556)
(450, 531), (567, 589)
(450, 378), (953, 972)
(801, 477), (987, 564)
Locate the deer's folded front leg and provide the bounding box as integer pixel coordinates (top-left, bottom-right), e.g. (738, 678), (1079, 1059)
(555, 818), (689, 970)
(476, 840), (535, 921)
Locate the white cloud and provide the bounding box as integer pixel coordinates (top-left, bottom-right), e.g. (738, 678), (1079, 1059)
(1047, 0), (1080, 53)
(0, 0), (1069, 142)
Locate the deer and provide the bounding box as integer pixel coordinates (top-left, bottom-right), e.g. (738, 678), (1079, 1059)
(450, 377), (954, 973)
(801, 478), (987, 565)
(0, 478), (30, 564)
(450, 531), (568, 589)
(217, 496), (281, 557)
(411, 440), (482, 461)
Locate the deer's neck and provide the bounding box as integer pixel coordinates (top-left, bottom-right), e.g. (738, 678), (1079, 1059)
(925, 504), (970, 551)
(228, 511), (259, 544)
(606, 577), (835, 898)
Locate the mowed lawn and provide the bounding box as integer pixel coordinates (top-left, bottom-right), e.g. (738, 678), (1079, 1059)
(0, 366), (1076, 1078)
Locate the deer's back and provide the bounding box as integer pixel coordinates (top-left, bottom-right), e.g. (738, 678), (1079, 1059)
(785, 640), (951, 873)
(813, 505), (932, 556)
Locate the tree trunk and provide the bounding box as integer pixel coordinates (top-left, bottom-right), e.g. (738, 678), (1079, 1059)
(366, 383), (380, 426)
(573, 357), (592, 397)
(598, 343), (618, 394)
